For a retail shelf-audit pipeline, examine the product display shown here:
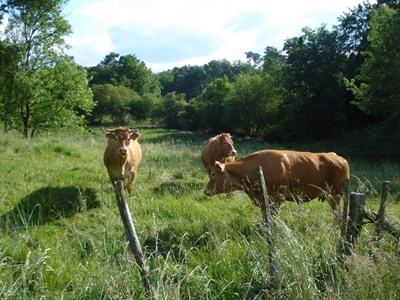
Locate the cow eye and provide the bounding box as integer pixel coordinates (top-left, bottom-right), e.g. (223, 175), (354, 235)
(211, 172), (215, 178)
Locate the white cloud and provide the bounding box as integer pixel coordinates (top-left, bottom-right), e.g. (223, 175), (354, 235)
(64, 0), (371, 71)
(65, 33), (115, 66)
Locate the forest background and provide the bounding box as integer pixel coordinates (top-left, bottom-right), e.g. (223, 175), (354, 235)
(0, 0), (399, 160)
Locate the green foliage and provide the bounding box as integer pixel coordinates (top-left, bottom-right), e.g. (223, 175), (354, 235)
(224, 73), (283, 138)
(29, 57), (94, 131)
(157, 59), (257, 100)
(91, 84), (139, 124)
(0, 128), (399, 299)
(158, 65), (207, 99)
(194, 77), (233, 132)
(0, 40), (20, 130)
(154, 92), (187, 129)
(349, 5), (400, 131)
(130, 93), (161, 122)
(88, 53), (161, 96)
(87, 53), (162, 125)
(336, 1), (372, 70)
(280, 25), (348, 138)
(0, 0), (94, 138)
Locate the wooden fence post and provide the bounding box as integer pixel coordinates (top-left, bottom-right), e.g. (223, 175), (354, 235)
(375, 181), (390, 246)
(113, 180), (156, 299)
(256, 166), (280, 289)
(338, 179), (350, 260)
(345, 192), (366, 254)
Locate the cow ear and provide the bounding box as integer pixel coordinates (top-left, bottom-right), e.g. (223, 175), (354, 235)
(215, 161), (225, 172)
(130, 131), (140, 141)
(106, 132), (115, 139)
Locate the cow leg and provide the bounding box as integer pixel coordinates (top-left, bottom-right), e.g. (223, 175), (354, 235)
(127, 172), (136, 194)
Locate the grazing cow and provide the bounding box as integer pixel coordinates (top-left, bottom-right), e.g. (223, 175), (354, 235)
(201, 133), (237, 176)
(103, 127), (142, 193)
(204, 150), (350, 216)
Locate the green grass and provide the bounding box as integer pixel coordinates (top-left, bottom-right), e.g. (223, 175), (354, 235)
(0, 127), (399, 299)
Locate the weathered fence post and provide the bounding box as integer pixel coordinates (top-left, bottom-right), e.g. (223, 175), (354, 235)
(345, 192), (366, 254)
(113, 180), (156, 299)
(375, 181), (390, 246)
(256, 166), (280, 289)
(338, 179), (350, 260)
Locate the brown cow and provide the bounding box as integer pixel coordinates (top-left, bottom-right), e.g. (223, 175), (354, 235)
(201, 133), (237, 176)
(103, 127), (142, 193)
(204, 150), (350, 216)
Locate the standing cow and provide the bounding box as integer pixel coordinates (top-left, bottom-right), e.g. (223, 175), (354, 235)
(104, 127), (142, 193)
(201, 133), (237, 177)
(204, 150), (350, 216)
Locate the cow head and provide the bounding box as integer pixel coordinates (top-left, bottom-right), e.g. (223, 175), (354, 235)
(204, 161), (236, 196)
(106, 128), (140, 157)
(218, 133), (237, 157)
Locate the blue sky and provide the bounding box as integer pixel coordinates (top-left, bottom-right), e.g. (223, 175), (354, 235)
(64, 0), (369, 72)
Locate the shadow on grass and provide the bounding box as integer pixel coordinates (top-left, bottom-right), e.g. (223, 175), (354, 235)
(144, 223), (212, 262)
(0, 186), (101, 228)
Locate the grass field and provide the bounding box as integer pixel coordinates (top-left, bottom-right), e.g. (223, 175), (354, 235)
(0, 127), (399, 299)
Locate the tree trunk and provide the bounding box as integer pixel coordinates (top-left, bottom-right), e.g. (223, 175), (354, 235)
(22, 99), (30, 139)
(23, 118), (29, 139)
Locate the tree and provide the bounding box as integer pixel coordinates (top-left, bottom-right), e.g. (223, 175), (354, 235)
(157, 65), (207, 99)
(157, 59), (257, 101)
(130, 93), (160, 122)
(245, 51), (263, 68)
(347, 5), (400, 131)
(154, 92), (187, 129)
(280, 25), (347, 138)
(88, 53), (161, 96)
(90, 84), (137, 124)
(23, 56), (93, 136)
(0, 0), (93, 138)
(224, 73), (283, 137)
(0, 41), (20, 132)
(195, 77), (233, 133)
(262, 46), (285, 78)
(336, 1), (373, 69)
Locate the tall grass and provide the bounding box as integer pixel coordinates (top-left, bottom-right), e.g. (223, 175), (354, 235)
(0, 127), (399, 299)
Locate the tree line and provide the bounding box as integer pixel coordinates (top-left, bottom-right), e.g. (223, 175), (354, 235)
(0, 0), (399, 149)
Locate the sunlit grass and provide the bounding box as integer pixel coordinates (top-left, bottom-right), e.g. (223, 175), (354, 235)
(0, 127), (399, 299)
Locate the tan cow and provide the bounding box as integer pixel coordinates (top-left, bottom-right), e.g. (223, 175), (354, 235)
(201, 133), (237, 176)
(103, 127), (142, 193)
(204, 150), (350, 216)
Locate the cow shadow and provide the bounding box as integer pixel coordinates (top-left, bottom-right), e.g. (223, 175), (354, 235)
(0, 186), (100, 229)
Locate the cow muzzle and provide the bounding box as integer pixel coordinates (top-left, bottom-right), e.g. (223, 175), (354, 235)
(230, 149), (237, 156)
(204, 188), (214, 196)
(118, 148), (128, 156)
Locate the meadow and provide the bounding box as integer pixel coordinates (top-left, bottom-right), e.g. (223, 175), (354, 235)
(0, 127), (399, 299)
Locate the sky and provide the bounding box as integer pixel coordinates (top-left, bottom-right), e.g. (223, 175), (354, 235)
(64, 0), (368, 72)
